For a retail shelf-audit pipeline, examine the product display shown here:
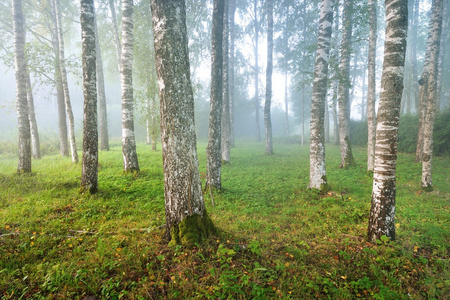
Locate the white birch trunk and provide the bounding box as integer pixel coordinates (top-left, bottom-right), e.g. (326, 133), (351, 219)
(26, 64), (40, 159)
(80, 0), (98, 194)
(54, 0), (78, 163)
(150, 0), (215, 245)
(367, 0), (377, 173)
(421, 0), (443, 190)
(206, 0), (224, 189)
(254, 0), (261, 142)
(108, 0), (122, 73)
(337, 0), (355, 169)
(368, 0), (408, 242)
(13, 0), (31, 173)
(229, 0), (236, 147)
(264, 0), (273, 155)
(221, 0), (231, 163)
(121, 0), (140, 172)
(308, 0), (334, 190)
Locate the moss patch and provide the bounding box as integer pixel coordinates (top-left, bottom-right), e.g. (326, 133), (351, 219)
(169, 212), (216, 247)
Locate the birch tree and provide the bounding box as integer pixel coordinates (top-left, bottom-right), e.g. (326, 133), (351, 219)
(26, 62), (40, 159)
(108, 0), (121, 73)
(13, 0), (31, 173)
(120, 0), (139, 173)
(229, 0), (236, 147)
(308, 0), (334, 190)
(367, 0), (377, 172)
(337, 0), (355, 169)
(54, 0), (78, 163)
(421, 0), (443, 190)
(80, 0), (98, 194)
(150, 0), (215, 245)
(264, 0), (273, 155)
(94, 9), (109, 151)
(253, 0), (261, 142)
(206, 0), (224, 190)
(221, 0), (231, 163)
(368, 0), (408, 242)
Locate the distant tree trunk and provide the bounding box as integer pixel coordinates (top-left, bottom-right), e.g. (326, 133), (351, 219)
(308, 0), (334, 190)
(13, 0), (31, 173)
(332, 0), (340, 146)
(421, 0), (443, 190)
(367, 0), (377, 173)
(411, 0), (420, 111)
(108, 0), (122, 73)
(360, 69), (366, 120)
(337, 0), (355, 169)
(284, 70), (289, 136)
(26, 64), (40, 159)
(264, 0), (273, 155)
(150, 0), (215, 246)
(120, 0), (139, 173)
(367, 0), (407, 242)
(80, 0), (98, 194)
(150, 94), (158, 151)
(94, 9), (109, 151)
(221, 0), (231, 163)
(254, 0), (261, 142)
(206, 0), (224, 190)
(301, 88), (305, 146)
(54, 0), (78, 163)
(229, 0), (236, 147)
(416, 1), (436, 162)
(435, 1), (447, 110)
(50, 5), (69, 157)
(325, 99), (330, 143)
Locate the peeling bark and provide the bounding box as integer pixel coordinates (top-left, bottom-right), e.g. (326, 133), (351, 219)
(150, 0), (215, 245)
(368, 0), (407, 242)
(308, 0), (334, 191)
(13, 0), (31, 173)
(80, 0), (98, 194)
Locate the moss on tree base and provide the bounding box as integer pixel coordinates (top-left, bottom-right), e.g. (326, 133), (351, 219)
(169, 212), (216, 247)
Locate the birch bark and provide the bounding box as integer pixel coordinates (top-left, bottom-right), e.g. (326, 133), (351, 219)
(264, 0), (273, 155)
(206, 0), (224, 189)
(150, 0), (215, 245)
(368, 0), (408, 242)
(13, 0), (31, 173)
(120, 0), (140, 172)
(80, 0), (98, 194)
(26, 64), (40, 159)
(337, 0), (355, 169)
(367, 0), (377, 173)
(221, 0), (231, 163)
(308, 0), (334, 190)
(54, 0), (78, 163)
(421, 0), (443, 190)
(108, 0), (122, 73)
(94, 9), (109, 151)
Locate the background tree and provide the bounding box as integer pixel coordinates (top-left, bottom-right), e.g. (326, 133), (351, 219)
(54, 0), (78, 163)
(120, 0), (139, 173)
(308, 0), (334, 191)
(150, 0), (215, 245)
(367, 0), (377, 173)
(421, 0), (443, 190)
(206, 0), (224, 190)
(337, 0), (355, 169)
(25, 62), (40, 159)
(80, 0), (98, 194)
(94, 8), (109, 151)
(368, 0), (408, 242)
(264, 0), (273, 155)
(13, 0), (31, 173)
(221, 0), (231, 163)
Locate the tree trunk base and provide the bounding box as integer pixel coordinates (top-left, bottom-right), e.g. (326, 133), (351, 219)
(168, 212), (216, 247)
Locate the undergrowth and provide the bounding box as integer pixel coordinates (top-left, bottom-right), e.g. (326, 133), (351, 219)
(0, 141), (448, 299)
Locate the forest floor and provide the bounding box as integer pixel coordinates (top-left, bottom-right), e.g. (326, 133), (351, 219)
(0, 140), (449, 299)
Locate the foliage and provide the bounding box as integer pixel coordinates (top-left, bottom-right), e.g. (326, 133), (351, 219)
(0, 141), (448, 298)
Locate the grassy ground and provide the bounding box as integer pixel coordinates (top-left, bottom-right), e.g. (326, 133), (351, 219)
(0, 140), (449, 299)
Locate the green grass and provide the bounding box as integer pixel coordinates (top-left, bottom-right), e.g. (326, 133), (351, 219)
(1, 140), (449, 299)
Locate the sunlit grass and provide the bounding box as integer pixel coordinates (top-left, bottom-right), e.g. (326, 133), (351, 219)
(0, 139), (448, 298)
